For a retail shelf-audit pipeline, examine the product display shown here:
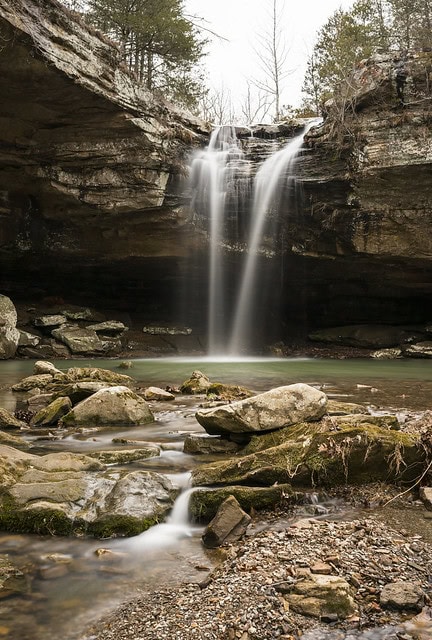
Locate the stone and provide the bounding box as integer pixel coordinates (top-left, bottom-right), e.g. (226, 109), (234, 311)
(192, 423), (422, 488)
(183, 434), (241, 456)
(143, 326), (192, 336)
(33, 315), (67, 328)
(202, 496), (251, 548)
(371, 348), (403, 359)
(380, 581), (424, 611)
(60, 386), (154, 427)
(33, 361), (62, 376)
(206, 383), (253, 401)
(51, 326), (104, 354)
(86, 448), (160, 464)
(403, 341), (432, 358)
(27, 393), (55, 412)
(190, 484), (293, 522)
(0, 408), (27, 430)
(310, 562), (332, 575)
(11, 374), (54, 392)
(0, 445), (175, 537)
(326, 400), (368, 415)
(143, 386), (175, 401)
(180, 371), (212, 395)
(59, 367), (135, 387)
(18, 330), (40, 348)
(62, 308), (101, 322)
(195, 384), (327, 437)
(283, 574), (355, 619)
(51, 382), (117, 404)
(86, 321), (127, 335)
(0, 431), (29, 448)
(0, 295), (19, 359)
(31, 397), (72, 427)
(419, 487), (432, 510)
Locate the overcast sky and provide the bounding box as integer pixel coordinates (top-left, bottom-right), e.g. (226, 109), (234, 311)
(185, 0), (354, 113)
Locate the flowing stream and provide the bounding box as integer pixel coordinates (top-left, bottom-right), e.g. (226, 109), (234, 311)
(1, 357), (432, 639)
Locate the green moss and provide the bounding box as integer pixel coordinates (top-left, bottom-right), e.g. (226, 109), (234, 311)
(206, 383), (253, 401)
(189, 484), (293, 522)
(88, 514), (160, 538)
(0, 496), (77, 536)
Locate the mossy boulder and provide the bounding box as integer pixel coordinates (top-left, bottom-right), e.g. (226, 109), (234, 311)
(183, 434), (242, 455)
(52, 367), (135, 387)
(192, 423), (423, 488)
(31, 396), (72, 427)
(60, 386), (154, 427)
(190, 484), (293, 522)
(51, 382), (118, 404)
(196, 384), (327, 437)
(180, 370), (211, 394)
(0, 445), (175, 536)
(12, 374), (54, 392)
(326, 400), (368, 415)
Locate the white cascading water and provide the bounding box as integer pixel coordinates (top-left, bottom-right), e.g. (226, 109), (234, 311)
(189, 126), (250, 354)
(228, 120), (319, 355)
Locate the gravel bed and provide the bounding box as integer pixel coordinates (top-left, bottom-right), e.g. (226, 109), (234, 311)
(82, 501), (432, 640)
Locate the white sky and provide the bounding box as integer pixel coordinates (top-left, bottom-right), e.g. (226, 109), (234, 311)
(185, 0), (355, 112)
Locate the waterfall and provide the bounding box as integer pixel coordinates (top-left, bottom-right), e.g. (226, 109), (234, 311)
(189, 119), (320, 356)
(228, 120), (319, 355)
(189, 126), (251, 353)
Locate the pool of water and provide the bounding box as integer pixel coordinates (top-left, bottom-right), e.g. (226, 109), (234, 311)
(0, 356), (432, 640)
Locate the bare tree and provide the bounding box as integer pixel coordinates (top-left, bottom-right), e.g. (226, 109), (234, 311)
(198, 85), (237, 125)
(240, 82), (273, 124)
(252, 0), (292, 122)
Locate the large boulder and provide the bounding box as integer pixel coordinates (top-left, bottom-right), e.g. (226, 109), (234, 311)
(192, 423), (423, 488)
(0, 445), (175, 536)
(195, 384), (327, 437)
(60, 386), (154, 427)
(0, 295), (19, 359)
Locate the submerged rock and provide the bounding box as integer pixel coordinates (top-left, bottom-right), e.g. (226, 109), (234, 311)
(0, 295), (19, 359)
(60, 386), (154, 427)
(196, 384), (327, 437)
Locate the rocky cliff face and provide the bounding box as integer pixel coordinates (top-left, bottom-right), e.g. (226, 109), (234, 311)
(0, 0), (207, 321)
(0, 0), (431, 348)
(289, 51), (432, 329)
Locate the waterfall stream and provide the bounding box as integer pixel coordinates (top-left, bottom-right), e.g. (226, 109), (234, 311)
(190, 119), (320, 356)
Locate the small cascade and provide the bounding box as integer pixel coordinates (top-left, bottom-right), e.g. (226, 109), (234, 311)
(228, 119), (320, 355)
(118, 486), (198, 552)
(189, 126), (251, 354)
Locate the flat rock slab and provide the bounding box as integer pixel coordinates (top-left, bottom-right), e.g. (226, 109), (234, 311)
(195, 383), (328, 436)
(380, 581), (424, 611)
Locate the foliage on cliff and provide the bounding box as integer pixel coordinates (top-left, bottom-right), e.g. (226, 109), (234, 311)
(302, 0), (432, 113)
(60, 0), (206, 110)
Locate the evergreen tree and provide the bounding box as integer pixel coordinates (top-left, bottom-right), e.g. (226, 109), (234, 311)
(62, 0), (206, 110)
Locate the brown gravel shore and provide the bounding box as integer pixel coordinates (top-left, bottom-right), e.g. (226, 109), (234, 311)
(81, 489), (432, 640)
